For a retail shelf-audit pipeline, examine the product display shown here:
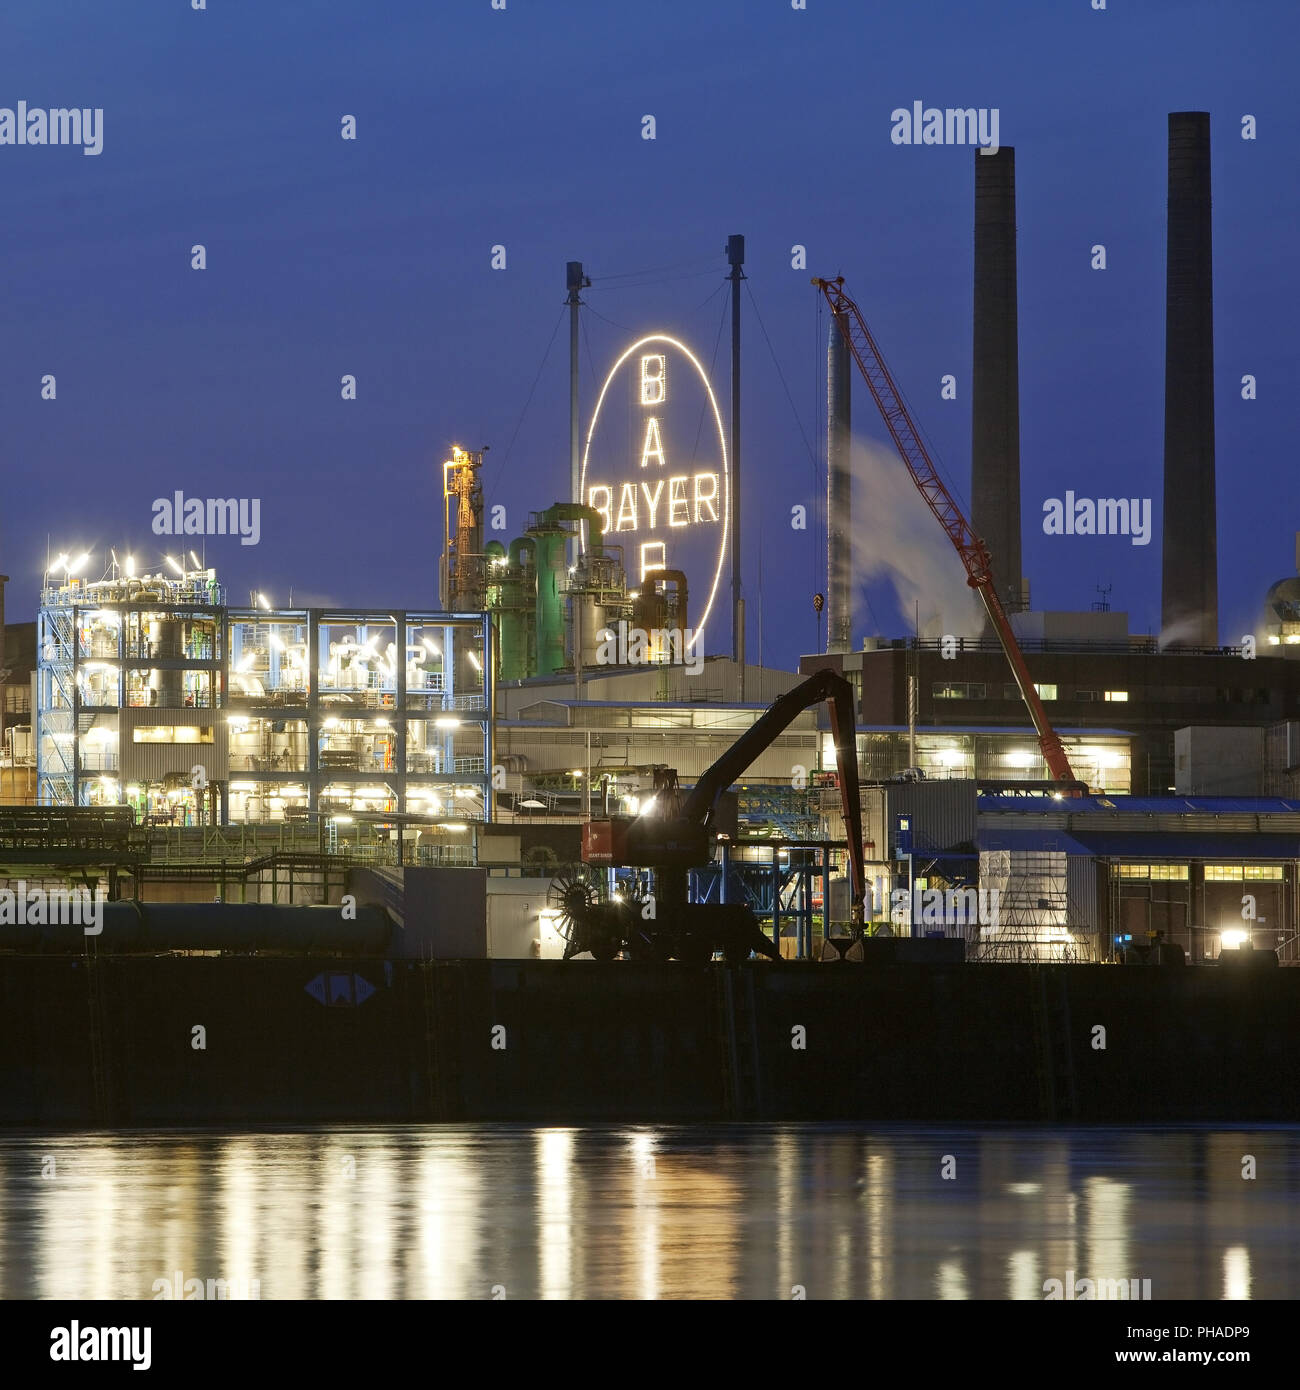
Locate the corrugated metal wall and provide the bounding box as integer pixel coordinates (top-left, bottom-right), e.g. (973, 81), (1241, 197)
(119, 709), (229, 783)
(1067, 855), (1101, 945)
(882, 780), (978, 854)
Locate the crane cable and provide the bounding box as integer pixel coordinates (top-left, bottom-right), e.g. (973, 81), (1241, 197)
(745, 280), (820, 484)
(589, 255), (725, 284)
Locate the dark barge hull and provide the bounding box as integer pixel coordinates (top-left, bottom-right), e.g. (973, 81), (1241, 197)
(1, 956), (1296, 1126)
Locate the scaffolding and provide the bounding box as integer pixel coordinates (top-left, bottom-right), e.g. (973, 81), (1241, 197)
(38, 571), (226, 808)
(971, 846), (1094, 962)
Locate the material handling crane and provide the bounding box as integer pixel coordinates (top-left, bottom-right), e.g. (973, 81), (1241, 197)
(556, 667), (868, 961)
(813, 275), (1082, 790)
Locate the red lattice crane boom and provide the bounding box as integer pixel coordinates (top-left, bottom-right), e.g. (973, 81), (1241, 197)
(813, 275), (1079, 789)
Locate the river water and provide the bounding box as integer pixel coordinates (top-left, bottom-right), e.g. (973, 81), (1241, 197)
(0, 1125), (1295, 1300)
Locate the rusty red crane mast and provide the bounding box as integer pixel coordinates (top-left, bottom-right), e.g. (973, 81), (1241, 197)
(813, 275), (1079, 789)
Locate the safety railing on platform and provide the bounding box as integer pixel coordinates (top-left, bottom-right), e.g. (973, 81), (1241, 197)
(147, 822), (325, 863)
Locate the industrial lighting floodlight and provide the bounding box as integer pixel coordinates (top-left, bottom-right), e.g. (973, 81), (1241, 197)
(165, 555), (183, 576)
(69, 552), (90, 576)
(435, 716), (460, 729)
(257, 592), (271, 610)
(1220, 929), (1248, 949)
(189, 550), (202, 570)
(125, 554), (135, 577)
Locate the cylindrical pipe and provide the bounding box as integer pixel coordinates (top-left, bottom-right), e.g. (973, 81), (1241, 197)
(827, 312), (852, 653)
(727, 235), (745, 662)
(537, 502), (604, 555)
(1161, 112), (1218, 648)
(506, 536), (536, 568)
(654, 568), (689, 635)
(971, 146), (1023, 615)
(566, 261), (589, 570)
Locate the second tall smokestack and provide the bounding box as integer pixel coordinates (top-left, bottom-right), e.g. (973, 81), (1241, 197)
(971, 146), (1025, 614)
(1161, 112), (1218, 648)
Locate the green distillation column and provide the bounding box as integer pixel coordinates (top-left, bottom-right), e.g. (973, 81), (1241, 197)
(485, 540), (508, 679)
(495, 538), (535, 681)
(532, 504), (605, 676)
(532, 525), (567, 676)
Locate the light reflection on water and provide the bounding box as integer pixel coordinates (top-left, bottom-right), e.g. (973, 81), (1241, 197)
(0, 1126), (1296, 1300)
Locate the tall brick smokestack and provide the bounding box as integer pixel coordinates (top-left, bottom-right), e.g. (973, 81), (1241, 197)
(1161, 112), (1218, 648)
(827, 312), (852, 653)
(971, 146), (1024, 614)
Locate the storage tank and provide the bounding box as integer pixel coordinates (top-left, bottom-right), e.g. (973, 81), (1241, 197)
(577, 594), (609, 667)
(89, 619), (119, 659)
(147, 618), (183, 706)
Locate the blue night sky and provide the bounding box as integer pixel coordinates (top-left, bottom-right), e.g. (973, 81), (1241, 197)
(1, 0), (1296, 667)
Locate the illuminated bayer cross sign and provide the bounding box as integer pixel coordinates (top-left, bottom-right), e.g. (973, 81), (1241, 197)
(580, 334), (730, 652)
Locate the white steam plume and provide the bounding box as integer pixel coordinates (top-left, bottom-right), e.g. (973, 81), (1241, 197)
(846, 435), (984, 641)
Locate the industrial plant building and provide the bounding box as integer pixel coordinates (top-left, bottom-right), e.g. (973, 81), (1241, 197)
(871, 779), (1300, 967)
(34, 565), (492, 833)
(5, 110), (1300, 970)
(806, 629), (1300, 796)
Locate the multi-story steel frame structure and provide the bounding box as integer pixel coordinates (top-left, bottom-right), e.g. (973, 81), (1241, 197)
(38, 574), (492, 824)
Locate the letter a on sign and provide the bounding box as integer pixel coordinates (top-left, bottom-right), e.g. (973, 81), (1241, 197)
(641, 417), (665, 469)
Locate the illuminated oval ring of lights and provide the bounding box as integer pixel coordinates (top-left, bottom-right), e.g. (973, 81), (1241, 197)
(579, 333), (729, 655)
